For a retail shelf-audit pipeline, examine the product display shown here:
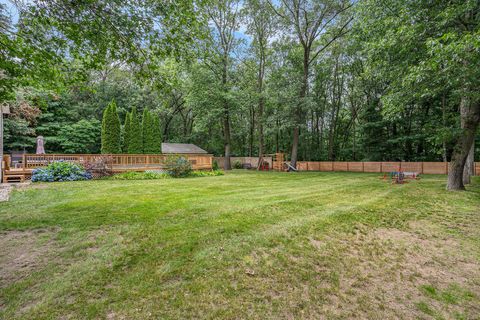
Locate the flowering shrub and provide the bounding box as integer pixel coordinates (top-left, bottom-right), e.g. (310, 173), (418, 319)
(83, 156), (113, 178)
(31, 161), (92, 182)
(165, 155), (192, 178)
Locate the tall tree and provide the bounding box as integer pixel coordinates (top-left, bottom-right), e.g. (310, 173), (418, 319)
(270, 0), (353, 169)
(206, 0), (241, 170)
(15, 1), (206, 71)
(356, 0), (480, 190)
(123, 112), (131, 153)
(142, 109), (157, 153)
(101, 100), (121, 154)
(245, 0), (276, 168)
(152, 115), (162, 153)
(128, 107), (143, 154)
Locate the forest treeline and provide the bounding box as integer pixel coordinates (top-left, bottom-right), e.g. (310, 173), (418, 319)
(1, 0), (479, 189)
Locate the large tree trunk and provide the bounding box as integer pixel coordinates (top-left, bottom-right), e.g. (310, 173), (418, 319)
(257, 55), (265, 170)
(290, 126), (300, 169)
(249, 106), (255, 157)
(447, 99), (480, 190)
(223, 113), (232, 170)
(463, 144), (475, 184)
(222, 56), (232, 170)
(257, 105), (264, 169)
(442, 94), (448, 162)
(275, 117), (280, 153)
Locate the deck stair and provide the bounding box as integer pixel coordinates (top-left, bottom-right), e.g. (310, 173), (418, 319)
(3, 169), (32, 183)
(2, 155), (32, 183)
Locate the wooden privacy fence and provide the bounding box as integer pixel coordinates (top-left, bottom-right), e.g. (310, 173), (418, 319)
(295, 161), (480, 175)
(213, 156), (273, 169)
(22, 154), (213, 171)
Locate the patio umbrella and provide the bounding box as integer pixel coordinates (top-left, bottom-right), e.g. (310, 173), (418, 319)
(36, 136), (45, 154)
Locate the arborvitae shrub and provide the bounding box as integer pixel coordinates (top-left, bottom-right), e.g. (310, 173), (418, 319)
(142, 109), (157, 153)
(123, 112), (131, 153)
(101, 100), (121, 154)
(152, 115), (162, 153)
(128, 107), (143, 154)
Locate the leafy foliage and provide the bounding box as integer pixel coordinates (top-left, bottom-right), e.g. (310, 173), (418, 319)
(107, 169), (222, 180)
(3, 0), (479, 173)
(188, 170), (224, 177)
(101, 100), (121, 154)
(152, 116), (162, 153)
(128, 107), (143, 154)
(59, 119), (101, 154)
(122, 112), (131, 153)
(31, 161), (92, 182)
(108, 171), (169, 180)
(233, 160), (243, 169)
(142, 109), (159, 153)
(212, 160), (219, 171)
(165, 155), (192, 177)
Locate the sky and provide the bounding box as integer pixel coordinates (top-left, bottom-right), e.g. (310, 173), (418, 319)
(1, 0), (19, 24)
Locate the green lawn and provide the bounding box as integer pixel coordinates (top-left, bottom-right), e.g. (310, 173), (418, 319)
(1, 171), (479, 319)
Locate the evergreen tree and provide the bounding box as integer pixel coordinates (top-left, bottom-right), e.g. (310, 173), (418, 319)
(128, 107), (143, 154)
(101, 107), (107, 153)
(122, 112), (131, 153)
(152, 115), (162, 153)
(142, 109), (156, 153)
(101, 100), (121, 154)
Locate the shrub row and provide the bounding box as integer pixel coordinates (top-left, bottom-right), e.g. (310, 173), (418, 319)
(32, 161), (92, 182)
(106, 170), (224, 180)
(31, 157), (223, 182)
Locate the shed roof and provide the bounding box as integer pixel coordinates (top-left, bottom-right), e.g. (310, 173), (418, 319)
(161, 143), (208, 154)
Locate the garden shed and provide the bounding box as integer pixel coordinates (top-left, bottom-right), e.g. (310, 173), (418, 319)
(161, 143), (208, 155)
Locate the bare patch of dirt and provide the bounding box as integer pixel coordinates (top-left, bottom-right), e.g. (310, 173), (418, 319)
(320, 222), (480, 319)
(16, 182), (49, 191)
(0, 185), (12, 202)
(0, 229), (57, 288)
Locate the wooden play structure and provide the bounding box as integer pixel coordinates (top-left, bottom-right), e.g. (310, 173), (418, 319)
(272, 153), (285, 171)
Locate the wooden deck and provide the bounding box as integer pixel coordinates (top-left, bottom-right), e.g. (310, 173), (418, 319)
(2, 153), (213, 183)
(2, 168), (33, 183)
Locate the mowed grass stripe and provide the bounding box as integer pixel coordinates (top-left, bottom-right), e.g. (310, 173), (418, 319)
(0, 172), (478, 319)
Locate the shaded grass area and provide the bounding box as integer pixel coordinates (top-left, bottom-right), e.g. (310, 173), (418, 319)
(0, 171), (479, 319)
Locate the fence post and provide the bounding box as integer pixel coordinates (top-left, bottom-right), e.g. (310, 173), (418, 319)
(362, 162), (364, 172)
(347, 162), (349, 172)
(421, 162), (424, 174)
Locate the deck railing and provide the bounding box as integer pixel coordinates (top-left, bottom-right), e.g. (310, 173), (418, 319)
(11, 155), (480, 175)
(22, 154), (213, 171)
